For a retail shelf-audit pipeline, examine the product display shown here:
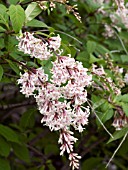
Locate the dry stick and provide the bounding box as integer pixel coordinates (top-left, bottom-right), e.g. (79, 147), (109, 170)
(87, 100), (114, 139)
(106, 131), (128, 168)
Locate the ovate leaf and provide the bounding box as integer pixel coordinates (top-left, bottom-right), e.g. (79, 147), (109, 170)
(0, 4), (7, 13)
(121, 55), (128, 63)
(0, 137), (10, 157)
(0, 124), (20, 143)
(89, 53), (102, 63)
(0, 26), (6, 32)
(44, 144), (59, 155)
(7, 60), (20, 75)
(26, 19), (48, 27)
(0, 65), (3, 81)
(116, 94), (128, 102)
(25, 2), (42, 22)
(82, 157), (102, 170)
(9, 5), (25, 33)
(93, 99), (106, 110)
(121, 103), (128, 116)
(8, 0), (19, 5)
(87, 41), (96, 54)
(0, 158), (10, 170)
(101, 109), (114, 124)
(12, 143), (30, 163)
(108, 127), (128, 143)
(20, 109), (36, 129)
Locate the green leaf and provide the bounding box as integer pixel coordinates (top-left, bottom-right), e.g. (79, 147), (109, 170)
(26, 19), (48, 27)
(0, 137), (10, 157)
(47, 160), (56, 170)
(0, 158), (10, 170)
(87, 41), (96, 54)
(5, 35), (18, 52)
(121, 55), (128, 63)
(116, 94), (128, 103)
(7, 60), (20, 75)
(0, 26), (6, 32)
(20, 109), (36, 129)
(82, 157), (102, 170)
(20, 0), (25, 2)
(25, 2), (42, 22)
(0, 124), (20, 143)
(89, 53), (102, 63)
(9, 5), (25, 33)
(0, 4), (7, 13)
(0, 13), (9, 28)
(108, 127), (128, 143)
(76, 51), (90, 67)
(0, 65), (3, 81)
(8, 0), (19, 4)
(93, 99), (106, 110)
(12, 143), (30, 163)
(44, 144), (59, 155)
(96, 44), (109, 55)
(101, 109), (114, 124)
(0, 38), (5, 49)
(121, 103), (128, 116)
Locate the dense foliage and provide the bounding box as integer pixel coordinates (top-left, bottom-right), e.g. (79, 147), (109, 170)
(0, 0), (128, 170)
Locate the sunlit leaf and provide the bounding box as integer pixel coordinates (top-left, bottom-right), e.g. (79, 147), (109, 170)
(9, 5), (25, 33)
(25, 2), (42, 22)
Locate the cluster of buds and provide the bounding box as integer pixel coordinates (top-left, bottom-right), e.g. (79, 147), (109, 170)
(37, 0), (81, 22)
(113, 0), (128, 28)
(112, 113), (128, 130)
(17, 32), (92, 169)
(105, 54), (125, 88)
(91, 64), (121, 95)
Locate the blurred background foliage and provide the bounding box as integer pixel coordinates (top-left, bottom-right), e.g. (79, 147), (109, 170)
(0, 0), (128, 170)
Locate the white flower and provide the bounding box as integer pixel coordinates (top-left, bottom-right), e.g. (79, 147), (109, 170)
(124, 73), (128, 85)
(17, 51), (92, 170)
(58, 128), (78, 155)
(48, 34), (61, 51)
(73, 106), (90, 132)
(17, 32), (61, 60)
(69, 153), (81, 170)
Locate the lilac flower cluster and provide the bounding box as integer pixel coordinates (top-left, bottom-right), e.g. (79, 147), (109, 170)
(17, 32), (92, 169)
(17, 32), (61, 60)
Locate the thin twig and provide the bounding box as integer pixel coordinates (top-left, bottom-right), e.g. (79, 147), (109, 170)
(87, 100), (114, 138)
(114, 31), (128, 55)
(106, 131), (128, 168)
(55, 30), (83, 45)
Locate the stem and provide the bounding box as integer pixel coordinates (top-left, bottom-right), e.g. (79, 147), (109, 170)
(106, 131), (128, 168)
(87, 100), (114, 138)
(114, 31), (128, 55)
(54, 30), (83, 45)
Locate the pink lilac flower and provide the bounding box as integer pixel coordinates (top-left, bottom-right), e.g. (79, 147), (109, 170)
(69, 153), (81, 170)
(73, 106), (90, 132)
(51, 56), (92, 87)
(17, 32), (61, 60)
(17, 32), (92, 169)
(48, 34), (61, 51)
(17, 68), (48, 97)
(58, 128), (78, 155)
(58, 128), (81, 169)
